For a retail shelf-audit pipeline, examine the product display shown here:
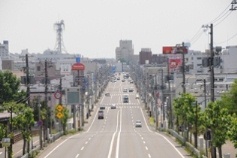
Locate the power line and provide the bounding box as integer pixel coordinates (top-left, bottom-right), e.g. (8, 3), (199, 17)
(190, 28), (202, 42)
(214, 32), (237, 45)
(210, 4), (231, 23)
(214, 11), (232, 27)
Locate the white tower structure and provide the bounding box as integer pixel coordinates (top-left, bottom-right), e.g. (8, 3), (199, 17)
(54, 20), (66, 54)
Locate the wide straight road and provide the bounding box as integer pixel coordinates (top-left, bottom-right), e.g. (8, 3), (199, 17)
(38, 73), (190, 158)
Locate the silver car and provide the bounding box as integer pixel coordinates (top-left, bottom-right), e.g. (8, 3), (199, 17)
(135, 120), (142, 127)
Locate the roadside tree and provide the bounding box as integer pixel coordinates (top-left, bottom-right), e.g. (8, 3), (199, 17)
(202, 100), (231, 158)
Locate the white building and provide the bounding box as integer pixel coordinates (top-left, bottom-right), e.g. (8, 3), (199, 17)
(115, 40), (134, 63)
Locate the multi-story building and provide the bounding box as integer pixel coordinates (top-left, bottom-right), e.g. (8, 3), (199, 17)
(139, 48), (152, 65)
(0, 40), (9, 59)
(115, 40), (134, 63)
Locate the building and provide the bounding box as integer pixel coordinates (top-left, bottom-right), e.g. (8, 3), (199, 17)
(115, 40), (134, 63)
(139, 48), (152, 65)
(0, 40), (9, 59)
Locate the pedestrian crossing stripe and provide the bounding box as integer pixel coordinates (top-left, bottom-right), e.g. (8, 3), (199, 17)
(101, 103), (138, 106)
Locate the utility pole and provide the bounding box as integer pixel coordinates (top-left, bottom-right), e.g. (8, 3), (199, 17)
(25, 54), (32, 152)
(167, 58), (173, 129)
(44, 60), (48, 142)
(182, 42), (186, 94)
(209, 23), (217, 158)
(155, 74), (158, 130)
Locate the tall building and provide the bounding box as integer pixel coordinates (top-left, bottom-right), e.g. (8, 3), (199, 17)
(139, 48), (152, 65)
(0, 40), (9, 59)
(115, 40), (134, 63)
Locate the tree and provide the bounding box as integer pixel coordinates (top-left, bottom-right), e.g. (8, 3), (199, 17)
(61, 107), (69, 135)
(228, 114), (237, 149)
(0, 71), (26, 104)
(221, 80), (237, 114)
(202, 101), (231, 158)
(3, 102), (34, 156)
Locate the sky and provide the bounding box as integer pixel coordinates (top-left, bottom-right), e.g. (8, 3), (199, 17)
(0, 0), (236, 58)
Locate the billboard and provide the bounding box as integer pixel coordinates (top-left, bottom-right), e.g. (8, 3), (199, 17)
(169, 58), (182, 72)
(162, 46), (188, 54)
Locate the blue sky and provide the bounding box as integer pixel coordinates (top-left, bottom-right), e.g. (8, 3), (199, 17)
(0, 0), (236, 58)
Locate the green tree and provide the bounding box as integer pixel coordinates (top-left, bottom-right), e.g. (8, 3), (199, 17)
(3, 102), (34, 156)
(0, 71), (26, 104)
(202, 101), (231, 158)
(221, 80), (237, 114)
(228, 115), (237, 148)
(61, 107), (69, 135)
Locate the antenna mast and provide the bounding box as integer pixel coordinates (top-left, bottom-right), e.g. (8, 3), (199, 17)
(54, 20), (65, 54)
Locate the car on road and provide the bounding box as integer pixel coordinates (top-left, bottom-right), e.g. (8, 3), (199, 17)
(123, 88), (128, 92)
(111, 104), (116, 109)
(105, 93), (110, 96)
(98, 110), (104, 119)
(129, 88), (134, 92)
(135, 94), (139, 99)
(135, 120), (142, 127)
(100, 106), (105, 110)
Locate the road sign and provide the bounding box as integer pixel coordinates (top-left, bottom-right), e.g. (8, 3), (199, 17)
(54, 91), (62, 99)
(66, 87), (80, 105)
(2, 138), (10, 147)
(71, 63), (85, 71)
(37, 120), (43, 126)
(56, 104), (63, 112)
(56, 112), (63, 119)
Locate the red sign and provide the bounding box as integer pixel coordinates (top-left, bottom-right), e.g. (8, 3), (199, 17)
(162, 46), (188, 54)
(71, 63), (85, 70)
(169, 58), (182, 72)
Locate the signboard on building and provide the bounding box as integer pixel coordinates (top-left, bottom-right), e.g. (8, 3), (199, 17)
(162, 46), (188, 54)
(169, 58), (182, 72)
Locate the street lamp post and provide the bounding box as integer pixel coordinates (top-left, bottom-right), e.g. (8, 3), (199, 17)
(38, 101), (43, 150)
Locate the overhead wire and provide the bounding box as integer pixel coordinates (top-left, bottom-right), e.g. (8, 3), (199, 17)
(214, 11), (232, 27)
(215, 32), (237, 45)
(210, 4), (231, 24)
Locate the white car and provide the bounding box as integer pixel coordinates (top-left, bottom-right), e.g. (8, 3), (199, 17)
(135, 94), (139, 99)
(135, 120), (142, 127)
(111, 104), (116, 109)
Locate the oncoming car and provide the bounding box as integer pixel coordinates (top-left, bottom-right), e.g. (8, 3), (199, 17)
(135, 120), (142, 127)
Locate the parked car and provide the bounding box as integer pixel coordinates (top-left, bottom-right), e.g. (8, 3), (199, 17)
(123, 88), (128, 92)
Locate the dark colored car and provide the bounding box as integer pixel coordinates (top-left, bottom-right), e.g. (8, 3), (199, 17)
(98, 110), (104, 119)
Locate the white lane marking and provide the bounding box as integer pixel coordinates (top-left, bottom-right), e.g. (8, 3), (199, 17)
(145, 146), (148, 150)
(0, 152), (2, 155)
(140, 106), (185, 158)
(143, 141), (146, 144)
(107, 111), (119, 158)
(81, 147), (84, 150)
(116, 109), (122, 158)
(148, 153), (151, 158)
(154, 132), (185, 158)
(85, 141), (88, 144)
(141, 137), (143, 140)
(44, 133), (81, 158)
(86, 108), (99, 132)
(89, 138), (91, 140)
(75, 154), (79, 158)
(140, 108), (153, 132)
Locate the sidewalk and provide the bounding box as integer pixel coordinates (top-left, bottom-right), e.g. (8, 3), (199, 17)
(0, 136), (39, 158)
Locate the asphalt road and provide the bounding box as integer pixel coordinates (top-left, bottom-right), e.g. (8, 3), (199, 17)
(38, 73), (191, 158)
